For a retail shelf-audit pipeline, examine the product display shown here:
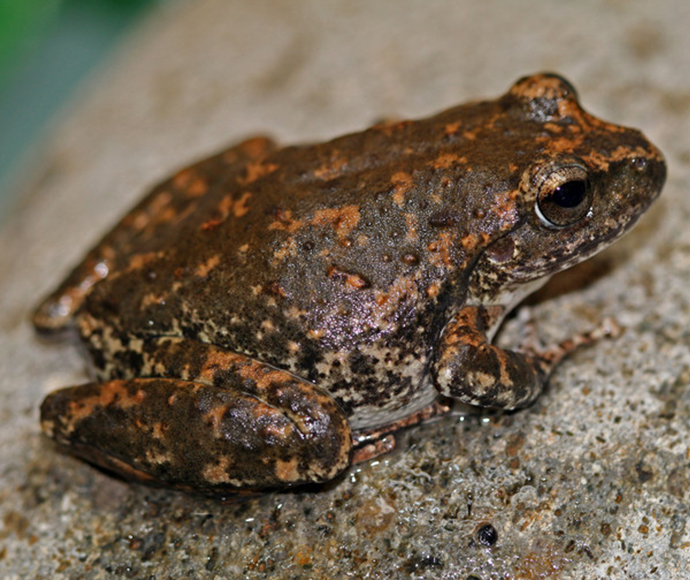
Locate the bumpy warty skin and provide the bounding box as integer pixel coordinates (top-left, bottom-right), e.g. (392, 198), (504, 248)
(35, 74), (665, 494)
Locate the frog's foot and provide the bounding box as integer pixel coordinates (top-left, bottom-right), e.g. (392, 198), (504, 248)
(351, 435), (397, 464)
(32, 136), (277, 333)
(32, 256), (110, 333)
(516, 309), (621, 362)
(432, 306), (620, 411)
(526, 316), (621, 365)
(351, 400), (452, 464)
(40, 348), (351, 494)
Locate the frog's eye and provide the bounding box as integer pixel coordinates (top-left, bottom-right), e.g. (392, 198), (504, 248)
(535, 164), (592, 228)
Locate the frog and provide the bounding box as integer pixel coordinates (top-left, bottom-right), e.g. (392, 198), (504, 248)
(34, 74), (666, 496)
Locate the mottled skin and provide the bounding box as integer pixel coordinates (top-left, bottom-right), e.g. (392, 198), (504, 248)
(35, 74), (665, 495)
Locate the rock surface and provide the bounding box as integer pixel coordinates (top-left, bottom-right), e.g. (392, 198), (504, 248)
(1, 0), (689, 578)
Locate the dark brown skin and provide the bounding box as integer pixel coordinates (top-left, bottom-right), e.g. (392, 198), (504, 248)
(35, 74), (666, 495)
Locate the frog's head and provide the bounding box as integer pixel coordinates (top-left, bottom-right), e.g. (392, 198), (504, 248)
(467, 73), (666, 304)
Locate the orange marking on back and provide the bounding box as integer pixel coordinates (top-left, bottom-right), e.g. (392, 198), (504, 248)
(268, 209), (304, 233)
(151, 422), (166, 439)
(313, 151), (347, 180)
(543, 122), (564, 134)
(132, 212), (150, 230)
(405, 213), (418, 242)
(312, 205), (361, 239)
(272, 237), (298, 262)
(432, 152), (462, 170)
(201, 219), (222, 231)
(128, 251), (163, 270)
(237, 136), (275, 160)
(151, 207), (177, 227)
(460, 233), (479, 251)
(428, 232), (456, 268)
(375, 119), (412, 137)
(462, 127), (480, 141)
(140, 291), (168, 309)
(173, 168), (195, 189)
(391, 171), (412, 207)
(426, 282), (440, 298)
(371, 276), (420, 325)
(308, 328), (325, 339)
(328, 264), (369, 290)
(187, 178), (208, 197)
(238, 161), (278, 185)
(233, 192), (252, 217)
(445, 121), (461, 135)
(150, 191), (172, 212)
(194, 255), (220, 278)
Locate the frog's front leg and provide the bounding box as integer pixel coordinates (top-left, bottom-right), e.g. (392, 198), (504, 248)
(431, 305), (608, 410)
(40, 339), (351, 494)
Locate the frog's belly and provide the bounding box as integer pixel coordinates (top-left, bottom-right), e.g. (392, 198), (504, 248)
(346, 375), (438, 431)
(314, 340), (437, 430)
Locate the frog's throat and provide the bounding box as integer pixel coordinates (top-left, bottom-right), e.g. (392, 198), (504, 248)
(465, 275), (551, 342)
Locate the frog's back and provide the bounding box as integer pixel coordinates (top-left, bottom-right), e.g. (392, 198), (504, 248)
(55, 76), (605, 372)
(80, 108), (527, 351)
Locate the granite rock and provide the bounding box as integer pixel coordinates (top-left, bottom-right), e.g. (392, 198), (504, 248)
(1, 1), (689, 578)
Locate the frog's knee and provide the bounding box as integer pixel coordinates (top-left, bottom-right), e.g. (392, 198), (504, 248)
(40, 378), (352, 493)
(434, 361), (503, 408)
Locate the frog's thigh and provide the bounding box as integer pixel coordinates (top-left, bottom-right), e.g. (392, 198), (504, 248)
(40, 362), (351, 493)
(431, 306), (554, 410)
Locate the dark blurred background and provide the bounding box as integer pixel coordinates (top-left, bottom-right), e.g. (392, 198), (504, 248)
(0, 0), (164, 214)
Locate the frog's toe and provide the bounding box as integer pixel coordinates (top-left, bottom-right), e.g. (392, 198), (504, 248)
(40, 377), (353, 494)
(32, 253), (112, 333)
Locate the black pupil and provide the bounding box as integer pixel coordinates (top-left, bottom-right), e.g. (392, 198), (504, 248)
(552, 180), (586, 208)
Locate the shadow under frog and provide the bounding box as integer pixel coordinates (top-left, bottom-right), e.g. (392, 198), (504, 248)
(33, 74), (666, 495)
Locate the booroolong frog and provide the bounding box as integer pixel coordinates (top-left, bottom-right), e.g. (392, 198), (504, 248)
(34, 74), (665, 495)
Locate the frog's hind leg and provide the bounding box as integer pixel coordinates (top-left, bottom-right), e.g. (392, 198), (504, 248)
(351, 400), (452, 464)
(40, 337), (351, 494)
(33, 136), (277, 333)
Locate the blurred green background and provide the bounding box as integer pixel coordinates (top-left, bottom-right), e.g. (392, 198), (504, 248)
(0, 0), (164, 214)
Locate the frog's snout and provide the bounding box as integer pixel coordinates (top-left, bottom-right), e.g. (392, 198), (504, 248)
(625, 146), (666, 208)
(642, 150), (667, 197)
